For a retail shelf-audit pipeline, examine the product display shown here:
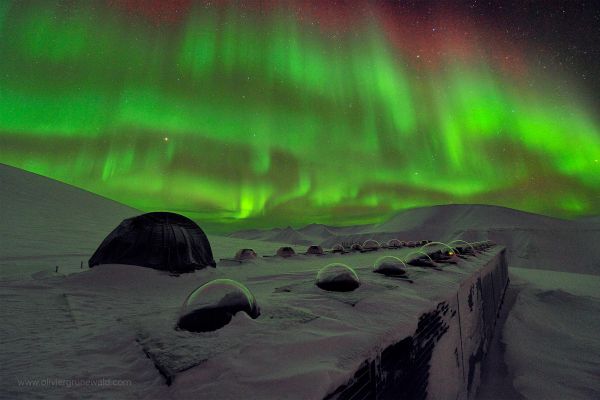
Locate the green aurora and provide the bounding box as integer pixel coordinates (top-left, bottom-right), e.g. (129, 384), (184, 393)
(1, 1), (599, 232)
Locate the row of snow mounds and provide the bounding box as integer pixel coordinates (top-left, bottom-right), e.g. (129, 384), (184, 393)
(238, 240), (425, 259)
(184, 254), (490, 331)
(306, 206), (599, 276)
(227, 239), (491, 265)
(229, 207), (598, 274)
(176, 241), (496, 336)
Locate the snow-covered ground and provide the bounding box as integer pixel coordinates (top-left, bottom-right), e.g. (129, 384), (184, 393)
(1, 164), (599, 399)
(501, 268), (600, 400)
(2, 243), (499, 399)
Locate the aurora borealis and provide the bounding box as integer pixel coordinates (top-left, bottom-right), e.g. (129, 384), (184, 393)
(1, 1), (599, 232)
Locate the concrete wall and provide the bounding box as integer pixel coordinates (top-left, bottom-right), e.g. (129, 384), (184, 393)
(325, 248), (509, 400)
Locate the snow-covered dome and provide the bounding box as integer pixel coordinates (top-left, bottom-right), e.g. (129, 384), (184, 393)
(386, 239), (402, 248)
(177, 279), (260, 332)
(306, 245), (324, 255)
(373, 256), (406, 276)
(276, 246), (296, 258)
(316, 263), (360, 292)
(235, 248), (257, 261)
(331, 244), (345, 253)
(362, 239), (381, 250)
(350, 243), (363, 251)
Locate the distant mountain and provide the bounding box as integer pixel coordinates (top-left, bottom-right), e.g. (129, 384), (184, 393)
(265, 226), (313, 246)
(297, 223), (335, 239)
(374, 204), (575, 233)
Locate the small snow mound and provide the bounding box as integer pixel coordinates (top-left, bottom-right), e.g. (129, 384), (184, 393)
(362, 239), (381, 250)
(235, 248), (257, 261)
(316, 263), (360, 292)
(276, 246), (296, 258)
(373, 256), (407, 276)
(386, 239), (402, 248)
(351, 243), (363, 251)
(306, 245), (324, 255)
(177, 279), (260, 332)
(331, 244), (345, 253)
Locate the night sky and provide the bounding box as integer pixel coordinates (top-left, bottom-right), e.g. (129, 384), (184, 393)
(1, 0), (599, 232)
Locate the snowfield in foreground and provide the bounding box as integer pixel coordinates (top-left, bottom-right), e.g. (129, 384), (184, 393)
(503, 268), (600, 400)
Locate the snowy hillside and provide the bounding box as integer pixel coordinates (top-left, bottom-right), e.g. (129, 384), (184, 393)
(0, 164), (140, 279)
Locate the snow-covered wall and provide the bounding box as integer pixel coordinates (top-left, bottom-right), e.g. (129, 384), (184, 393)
(325, 248), (509, 400)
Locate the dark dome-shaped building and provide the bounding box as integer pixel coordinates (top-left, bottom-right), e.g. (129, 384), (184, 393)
(177, 279), (260, 332)
(88, 212), (216, 273)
